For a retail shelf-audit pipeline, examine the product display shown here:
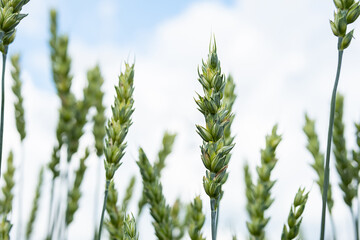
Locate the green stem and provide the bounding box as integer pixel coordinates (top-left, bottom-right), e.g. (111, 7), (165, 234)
(16, 141), (25, 240)
(58, 162), (70, 240)
(97, 179), (110, 240)
(357, 186), (360, 240)
(46, 178), (55, 239)
(93, 156), (101, 237)
(320, 39), (343, 240)
(0, 49), (7, 178)
(356, 215), (359, 240)
(355, 180), (360, 240)
(215, 203), (219, 237)
(215, 197), (221, 238)
(210, 198), (217, 240)
(351, 208), (359, 240)
(328, 211), (337, 240)
(48, 178), (60, 240)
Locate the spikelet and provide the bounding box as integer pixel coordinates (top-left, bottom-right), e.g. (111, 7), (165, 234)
(48, 144), (61, 179)
(223, 74), (236, 147)
(171, 198), (186, 240)
(154, 132), (176, 175)
(123, 214), (139, 240)
(188, 196), (206, 240)
(0, 0), (30, 53)
(330, 0), (359, 49)
(0, 218), (11, 240)
(281, 188), (309, 240)
(243, 162), (254, 217)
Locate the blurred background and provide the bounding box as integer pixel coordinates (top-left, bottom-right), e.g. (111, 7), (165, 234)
(3, 0), (360, 239)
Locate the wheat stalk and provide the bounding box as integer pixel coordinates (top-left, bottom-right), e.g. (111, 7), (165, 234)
(303, 114), (336, 239)
(25, 166), (44, 240)
(87, 65), (107, 238)
(0, 0), (30, 180)
(321, 1), (360, 238)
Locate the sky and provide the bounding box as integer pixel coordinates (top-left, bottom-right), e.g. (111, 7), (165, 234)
(2, 0), (360, 239)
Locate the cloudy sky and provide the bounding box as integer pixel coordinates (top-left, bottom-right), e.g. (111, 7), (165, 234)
(3, 0), (360, 239)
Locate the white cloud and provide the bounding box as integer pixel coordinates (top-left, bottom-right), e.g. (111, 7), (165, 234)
(98, 0), (118, 21)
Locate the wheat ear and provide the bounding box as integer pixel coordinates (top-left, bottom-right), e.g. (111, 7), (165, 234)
(195, 38), (234, 240)
(246, 126), (281, 240)
(98, 63), (135, 240)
